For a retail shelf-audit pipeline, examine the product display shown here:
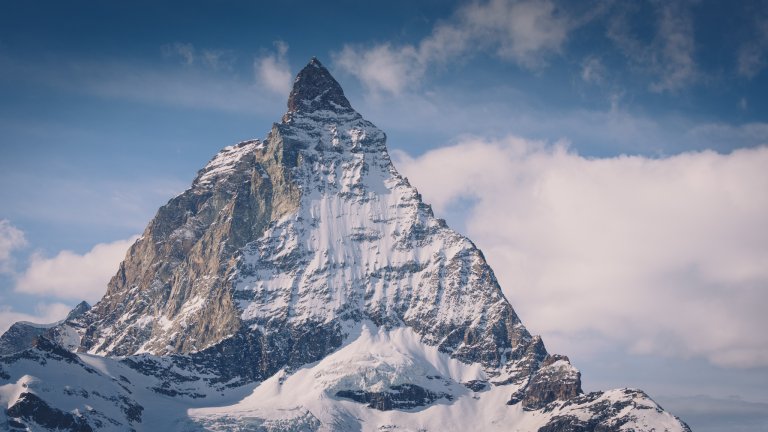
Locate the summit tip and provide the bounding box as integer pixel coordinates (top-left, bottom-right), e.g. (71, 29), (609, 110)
(286, 57), (353, 114)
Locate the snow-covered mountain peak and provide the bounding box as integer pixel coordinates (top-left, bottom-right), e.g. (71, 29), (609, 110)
(73, 57), (544, 385)
(0, 58), (692, 431)
(65, 301), (91, 321)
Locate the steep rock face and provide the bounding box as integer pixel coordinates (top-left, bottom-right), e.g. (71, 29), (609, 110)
(507, 354), (583, 410)
(78, 136), (301, 355)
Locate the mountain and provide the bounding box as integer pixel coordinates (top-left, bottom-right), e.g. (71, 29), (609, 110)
(0, 58), (691, 431)
(0, 302), (90, 356)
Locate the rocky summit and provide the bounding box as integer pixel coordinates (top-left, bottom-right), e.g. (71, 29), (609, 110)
(0, 58), (691, 431)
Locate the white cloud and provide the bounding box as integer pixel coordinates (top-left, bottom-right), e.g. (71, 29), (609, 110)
(394, 138), (768, 368)
(334, 44), (424, 95)
(334, 0), (573, 94)
(163, 42), (196, 65)
(0, 220), (27, 274)
(83, 64), (276, 114)
(656, 395), (768, 432)
(255, 41), (292, 95)
(0, 303), (73, 335)
(15, 236), (138, 303)
(460, 0), (569, 68)
(649, 2), (697, 92)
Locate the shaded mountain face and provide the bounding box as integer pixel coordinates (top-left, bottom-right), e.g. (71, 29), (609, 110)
(0, 59), (691, 432)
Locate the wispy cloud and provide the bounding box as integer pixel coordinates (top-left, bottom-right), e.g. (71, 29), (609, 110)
(82, 63), (280, 114)
(650, 1), (697, 92)
(163, 42), (196, 65)
(580, 56), (605, 84)
(0, 174), (186, 231)
(0, 220), (27, 274)
(162, 42), (235, 71)
(254, 41), (293, 95)
(657, 394), (768, 432)
(737, 16), (768, 78)
(395, 139), (768, 368)
(355, 83), (768, 158)
(334, 0), (577, 95)
(0, 46), (287, 115)
(607, 1), (698, 93)
(15, 236), (138, 303)
(461, 0), (570, 67)
(334, 43), (424, 95)
(335, 0), (707, 96)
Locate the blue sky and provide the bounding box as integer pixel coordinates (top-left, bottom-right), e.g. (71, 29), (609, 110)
(1, 1), (767, 430)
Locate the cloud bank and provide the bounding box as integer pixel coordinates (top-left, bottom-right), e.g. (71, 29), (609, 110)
(0, 222), (136, 332)
(15, 236), (138, 304)
(394, 139), (768, 368)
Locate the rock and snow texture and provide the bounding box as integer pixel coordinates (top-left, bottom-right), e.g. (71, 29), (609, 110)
(0, 58), (691, 431)
(75, 57), (543, 386)
(0, 302), (90, 356)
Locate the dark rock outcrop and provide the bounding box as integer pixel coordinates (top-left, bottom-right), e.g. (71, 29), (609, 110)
(6, 392), (93, 432)
(538, 389), (693, 432)
(286, 57), (353, 115)
(517, 354), (583, 410)
(0, 301), (92, 356)
(336, 384), (453, 411)
(0, 322), (50, 356)
(66, 301), (91, 321)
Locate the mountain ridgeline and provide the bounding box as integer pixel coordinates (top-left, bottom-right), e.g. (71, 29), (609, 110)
(0, 59), (692, 432)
